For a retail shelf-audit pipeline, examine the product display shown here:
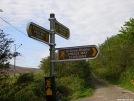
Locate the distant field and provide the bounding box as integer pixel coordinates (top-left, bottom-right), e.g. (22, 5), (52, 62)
(5, 66), (43, 76)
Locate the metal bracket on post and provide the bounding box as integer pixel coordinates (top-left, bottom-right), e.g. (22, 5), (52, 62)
(49, 42), (55, 47)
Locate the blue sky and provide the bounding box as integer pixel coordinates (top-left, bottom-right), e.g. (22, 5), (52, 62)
(0, 0), (134, 68)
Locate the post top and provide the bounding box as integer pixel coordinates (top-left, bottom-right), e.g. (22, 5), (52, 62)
(50, 13), (55, 18)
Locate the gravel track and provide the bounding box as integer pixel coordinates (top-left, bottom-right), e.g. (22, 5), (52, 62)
(73, 72), (134, 101)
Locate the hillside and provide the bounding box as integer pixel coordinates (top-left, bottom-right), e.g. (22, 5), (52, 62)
(2, 65), (43, 76)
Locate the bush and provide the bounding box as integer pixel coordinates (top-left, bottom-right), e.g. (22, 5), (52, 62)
(16, 73), (34, 84)
(0, 73), (46, 101)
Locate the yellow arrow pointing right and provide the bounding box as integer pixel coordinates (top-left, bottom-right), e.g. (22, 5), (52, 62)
(92, 47), (97, 56)
(45, 33), (49, 42)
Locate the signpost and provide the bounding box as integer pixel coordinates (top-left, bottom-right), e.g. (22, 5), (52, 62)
(54, 45), (99, 62)
(27, 22), (50, 44)
(55, 20), (70, 39)
(26, 13), (99, 101)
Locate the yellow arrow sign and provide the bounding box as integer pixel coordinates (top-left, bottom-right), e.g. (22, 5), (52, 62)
(46, 88), (52, 95)
(27, 22), (50, 44)
(55, 20), (70, 40)
(29, 25), (32, 36)
(131, 80), (134, 85)
(92, 47), (97, 56)
(57, 45), (99, 61)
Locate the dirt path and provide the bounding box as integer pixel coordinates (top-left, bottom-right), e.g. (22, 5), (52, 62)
(73, 72), (134, 101)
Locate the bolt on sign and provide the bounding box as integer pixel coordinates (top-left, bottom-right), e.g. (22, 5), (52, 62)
(56, 45), (99, 61)
(55, 20), (70, 39)
(45, 76), (56, 101)
(27, 22), (50, 44)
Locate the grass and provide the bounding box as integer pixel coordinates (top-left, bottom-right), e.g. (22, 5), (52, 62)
(117, 79), (134, 92)
(92, 68), (134, 93)
(68, 75), (98, 100)
(56, 75), (95, 101)
(0, 72), (96, 101)
(0, 72), (46, 101)
(71, 88), (94, 100)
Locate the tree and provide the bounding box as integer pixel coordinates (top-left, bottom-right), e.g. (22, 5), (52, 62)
(0, 29), (14, 70)
(90, 17), (134, 82)
(39, 56), (50, 76)
(119, 17), (134, 45)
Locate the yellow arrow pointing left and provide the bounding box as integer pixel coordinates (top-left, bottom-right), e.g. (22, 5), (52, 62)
(29, 25), (33, 36)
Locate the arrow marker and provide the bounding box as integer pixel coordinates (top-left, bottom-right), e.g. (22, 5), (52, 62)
(92, 47), (97, 56)
(29, 26), (32, 36)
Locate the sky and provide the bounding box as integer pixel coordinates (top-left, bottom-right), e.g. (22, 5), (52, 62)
(0, 0), (134, 68)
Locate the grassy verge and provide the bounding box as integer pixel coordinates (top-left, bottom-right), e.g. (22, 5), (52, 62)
(0, 72), (95, 101)
(0, 72), (46, 101)
(56, 75), (95, 101)
(92, 68), (134, 93)
(118, 83), (134, 92)
(71, 88), (94, 100)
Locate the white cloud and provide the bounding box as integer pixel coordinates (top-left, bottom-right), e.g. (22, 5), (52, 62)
(1, 0), (134, 68)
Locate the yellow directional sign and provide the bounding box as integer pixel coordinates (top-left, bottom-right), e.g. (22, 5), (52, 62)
(92, 47), (97, 56)
(46, 79), (52, 95)
(45, 76), (56, 101)
(55, 20), (70, 39)
(131, 80), (134, 85)
(27, 22), (50, 44)
(59, 50), (65, 59)
(46, 88), (52, 95)
(55, 45), (99, 61)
